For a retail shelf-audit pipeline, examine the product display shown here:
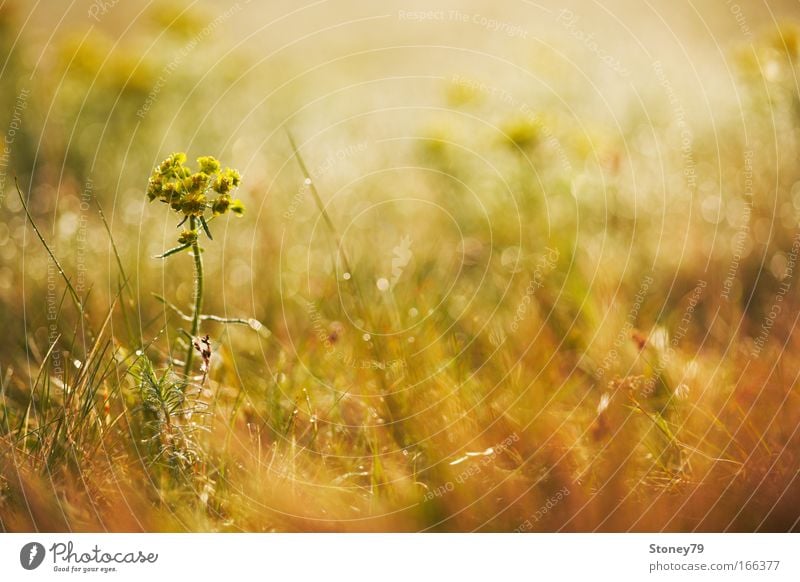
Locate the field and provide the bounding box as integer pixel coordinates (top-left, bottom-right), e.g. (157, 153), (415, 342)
(0, 0), (799, 532)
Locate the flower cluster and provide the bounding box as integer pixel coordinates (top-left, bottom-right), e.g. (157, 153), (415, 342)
(146, 153), (244, 243)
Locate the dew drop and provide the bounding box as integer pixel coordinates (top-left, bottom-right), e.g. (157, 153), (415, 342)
(343, 272), (351, 280)
(376, 277), (389, 291)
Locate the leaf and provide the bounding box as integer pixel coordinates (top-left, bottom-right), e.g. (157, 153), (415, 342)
(199, 215), (213, 240)
(155, 243), (191, 259)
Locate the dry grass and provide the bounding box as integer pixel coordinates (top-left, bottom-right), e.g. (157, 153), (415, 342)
(0, 2), (799, 532)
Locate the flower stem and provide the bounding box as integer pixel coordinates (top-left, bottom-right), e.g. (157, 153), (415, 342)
(183, 215), (204, 379)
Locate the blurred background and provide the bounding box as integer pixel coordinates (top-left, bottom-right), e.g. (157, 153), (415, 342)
(0, 0), (799, 532)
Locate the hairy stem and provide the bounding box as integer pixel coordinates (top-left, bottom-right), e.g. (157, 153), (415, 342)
(183, 215), (204, 379)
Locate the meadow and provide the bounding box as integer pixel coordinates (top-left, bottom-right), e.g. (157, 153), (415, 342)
(0, 1), (798, 532)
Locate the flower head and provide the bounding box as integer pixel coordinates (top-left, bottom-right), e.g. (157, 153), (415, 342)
(178, 228), (198, 245)
(211, 195), (230, 215)
(197, 155), (220, 175)
(230, 199), (245, 216)
(181, 192), (207, 216)
(146, 152), (245, 243)
(212, 167), (241, 194)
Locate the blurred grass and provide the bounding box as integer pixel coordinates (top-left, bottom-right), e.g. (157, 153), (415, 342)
(0, 1), (799, 532)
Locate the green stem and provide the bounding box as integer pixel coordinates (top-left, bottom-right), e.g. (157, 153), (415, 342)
(183, 215), (204, 379)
